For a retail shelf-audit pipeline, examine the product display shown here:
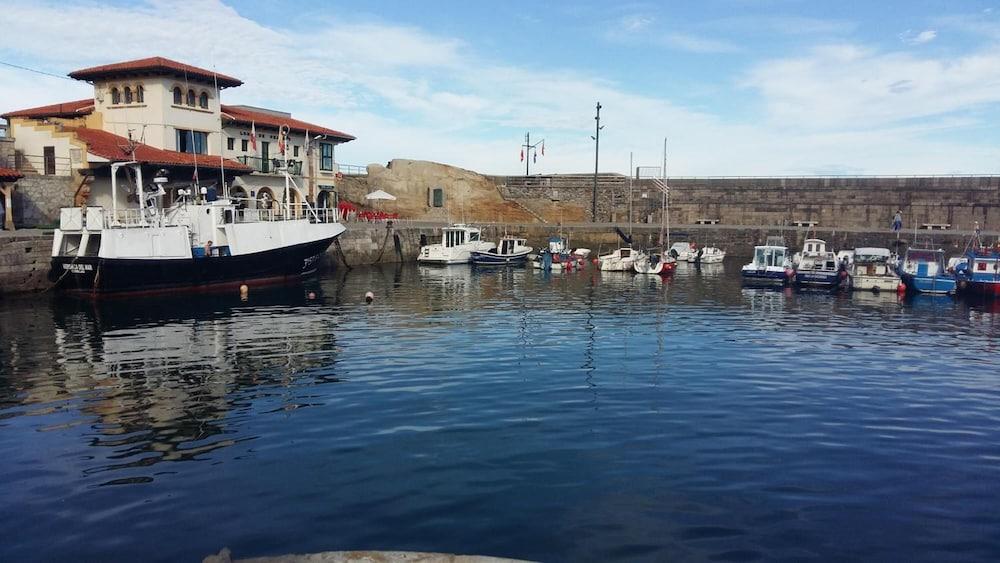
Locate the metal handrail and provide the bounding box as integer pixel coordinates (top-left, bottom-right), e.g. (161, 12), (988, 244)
(236, 156), (303, 175)
(0, 153), (72, 175)
(336, 163), (368, 176)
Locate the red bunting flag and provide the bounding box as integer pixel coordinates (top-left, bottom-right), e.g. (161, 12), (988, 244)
(520, 148), (524, 162)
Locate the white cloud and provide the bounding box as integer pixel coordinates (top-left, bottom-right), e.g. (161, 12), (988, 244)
(900, 29), (938, 44)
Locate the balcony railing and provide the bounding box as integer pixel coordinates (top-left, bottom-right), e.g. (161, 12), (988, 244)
(337, 163), (368, 176)
(0, 153), (73, 176)
(236, 156), (302, 176)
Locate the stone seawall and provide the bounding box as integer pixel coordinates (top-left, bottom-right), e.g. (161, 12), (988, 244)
(0, 230), (53, 294)
(497, 174), (1000, 231)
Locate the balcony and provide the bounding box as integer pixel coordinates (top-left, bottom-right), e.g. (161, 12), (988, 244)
(236, 156), (302, 176)
(0, 153), (73, 176)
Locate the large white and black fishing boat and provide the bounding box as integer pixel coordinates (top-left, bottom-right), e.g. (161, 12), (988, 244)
(50, 160), (345, 295)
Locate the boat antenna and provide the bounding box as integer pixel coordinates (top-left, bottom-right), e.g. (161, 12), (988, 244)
(662, 136), (669, 249)
(212, 62), (227, 199)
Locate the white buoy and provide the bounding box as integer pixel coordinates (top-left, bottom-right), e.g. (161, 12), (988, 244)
(365, 291), (374, 304)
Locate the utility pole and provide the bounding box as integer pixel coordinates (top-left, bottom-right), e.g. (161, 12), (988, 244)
(521, 132), (545, 176)
(591, 102), (603, 222)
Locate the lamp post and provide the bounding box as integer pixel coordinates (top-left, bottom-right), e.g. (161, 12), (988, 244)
(521, 132), (545, 176)
(590, 102), (603, 222)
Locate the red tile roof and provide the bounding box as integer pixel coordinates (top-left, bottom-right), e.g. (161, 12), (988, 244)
(2, 98), (95, 120)
(63, 127), (251, 172)
(221, 105), (355, 142)
(0, 167), (23, 181)
(68, 57), (242, 88)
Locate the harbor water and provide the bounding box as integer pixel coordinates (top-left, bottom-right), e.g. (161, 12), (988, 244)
(2, 261), (999, 562)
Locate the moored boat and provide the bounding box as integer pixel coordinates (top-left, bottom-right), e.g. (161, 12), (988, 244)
(417, 224), (495, 265)
(598, 247), (636, 271)
(633, 249), (677, 275)
(898, 248), (956, 295)
(793, 238), (846, 289)
(741, 243), (792, 286)
(667, 242), (695, 261)
(955, 238), (1000, 297)
(850, 247), (901, 292)
(531, 236), (584, 271)
(471, 236), (532, 266)
(50, 163), (344, 295)
(688, 246), (726, 264)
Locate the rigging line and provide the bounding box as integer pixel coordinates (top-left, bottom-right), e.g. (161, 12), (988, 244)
(0, 60), (75, 81)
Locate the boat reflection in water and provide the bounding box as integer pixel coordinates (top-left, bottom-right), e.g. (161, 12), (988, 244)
(22, 289), (342, 472)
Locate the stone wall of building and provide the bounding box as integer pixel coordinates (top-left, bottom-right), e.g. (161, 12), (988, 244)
(10, 175), (75, 228)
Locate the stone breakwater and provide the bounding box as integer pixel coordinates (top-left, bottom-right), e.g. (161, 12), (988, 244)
(2, 222), (992, 295)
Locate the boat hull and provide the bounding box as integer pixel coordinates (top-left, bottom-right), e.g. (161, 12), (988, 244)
(470, 250), (530, 265)
(967, 280), (1000, 297)
(795, 270), (842, 288)
(900, 273), (957, 295)
(51, 237), (335, 295)
(852, 275), (901, 292)
(741, 268), (788, 286)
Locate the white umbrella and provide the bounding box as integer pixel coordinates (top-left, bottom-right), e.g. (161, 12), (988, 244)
(365, 189), (397, 201)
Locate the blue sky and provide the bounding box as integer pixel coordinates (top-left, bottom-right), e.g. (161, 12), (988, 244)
(3, 0), (1000, 175)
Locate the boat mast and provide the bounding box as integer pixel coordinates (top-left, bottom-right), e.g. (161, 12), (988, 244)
(628, 151), (633, 248)
(662, 137), (669, 249)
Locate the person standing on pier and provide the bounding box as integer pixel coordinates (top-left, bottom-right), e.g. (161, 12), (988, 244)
(892, 210), (903, 238)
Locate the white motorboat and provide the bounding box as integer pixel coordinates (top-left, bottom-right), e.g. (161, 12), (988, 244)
(793, 238), (845, 289)
(417, 224), (495, 265)
(741, 243), (792, 286)
(633, 249), (677, 275)
(667, 242), (695, 261)
(471, 236), (532, 266)
(850, 247), (900, 292)
(598, 247), (636, 271)
(687, 246), (726, 264)
(531, 235), (583, 271)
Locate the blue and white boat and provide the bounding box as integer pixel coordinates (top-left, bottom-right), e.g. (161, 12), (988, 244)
(741, 242), (791, 286)
(898, 248), (956, 295)
(471, 236), (532, 266)
(793, 238), (845, 289)
(954, 239), (1000, 297)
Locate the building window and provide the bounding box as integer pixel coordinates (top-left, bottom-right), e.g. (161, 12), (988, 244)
(136, 85), (144, 103)
(320, 142), (333, 170)
(227, 137), (235, 150)
(431, 187), (444, 208)
(186, 89), (196, 106)
(199, 92), (209, 109)
(124, 87), (133, 104)
(176, 129), (208, 154)
(173, 87), (182, 105)
(241, 139), (249, 152)
(110, 87), (121, 104)
(293, 145), (299, 158)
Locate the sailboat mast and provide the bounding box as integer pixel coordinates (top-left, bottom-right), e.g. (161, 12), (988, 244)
(628, 151), (633, 245)
(662, 137), (669, 248)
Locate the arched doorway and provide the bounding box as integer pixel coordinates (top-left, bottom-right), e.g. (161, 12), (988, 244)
(256, 187), (277, 215)
(231, 186), (248, 209)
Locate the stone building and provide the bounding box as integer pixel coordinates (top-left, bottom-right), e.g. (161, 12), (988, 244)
(0, 56), (354, 227)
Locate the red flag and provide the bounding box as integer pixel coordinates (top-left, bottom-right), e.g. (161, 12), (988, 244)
(250, 121), (258, 152)
(277, 128), (286, 155)
(520, 148), (524, 162)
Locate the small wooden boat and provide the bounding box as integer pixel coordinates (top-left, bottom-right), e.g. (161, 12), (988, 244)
(850, 247), (900, 292)
(687, 246), (725, 264)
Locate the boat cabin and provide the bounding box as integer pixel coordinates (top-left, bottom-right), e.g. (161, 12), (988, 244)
(752, 245), (787, 268)
(801, 239), (828, 256)
(968, 249), (1000, 276)
(901, 249), (946, 276)
(853, 247), (892, 276)
(442, 224), (482, 248)
(498, 237), (527, 256)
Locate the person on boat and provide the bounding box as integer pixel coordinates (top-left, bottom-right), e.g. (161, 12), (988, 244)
(205, 240), (214, 257)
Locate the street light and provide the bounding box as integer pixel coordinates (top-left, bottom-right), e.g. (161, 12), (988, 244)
(590, 102), (603, 222)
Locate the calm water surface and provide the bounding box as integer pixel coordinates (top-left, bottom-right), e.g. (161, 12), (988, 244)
(2, 261), (999, 562)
